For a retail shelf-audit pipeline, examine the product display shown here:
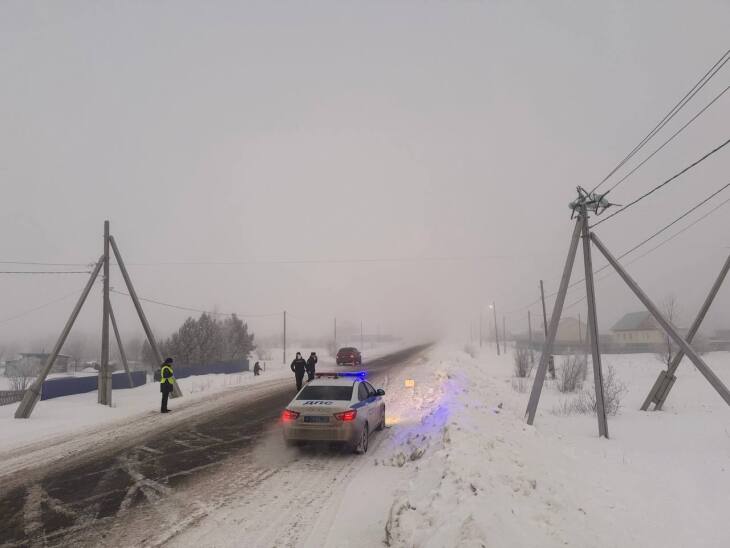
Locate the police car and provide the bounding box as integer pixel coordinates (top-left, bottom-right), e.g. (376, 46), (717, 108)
(281, 371), (386, 454)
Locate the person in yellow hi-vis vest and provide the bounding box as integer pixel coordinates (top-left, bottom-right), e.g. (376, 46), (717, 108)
(160, 357), (175, 413)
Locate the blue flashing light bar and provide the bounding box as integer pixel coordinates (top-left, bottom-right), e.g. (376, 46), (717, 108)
(314, 371), (368, 379)
(338, 370), (368, 378)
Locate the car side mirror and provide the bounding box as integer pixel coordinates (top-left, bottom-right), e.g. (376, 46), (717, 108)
(376, 388), (385, 396)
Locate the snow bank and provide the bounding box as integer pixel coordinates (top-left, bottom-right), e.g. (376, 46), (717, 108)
(369, 345), (730, 548)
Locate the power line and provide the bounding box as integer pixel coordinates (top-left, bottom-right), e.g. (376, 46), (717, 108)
(110, 289), (281, 319)
(591, 48), (730, 194)
(604, 84), (730, 195)
(113, 254), (539, 267)
(0, 270), (92, 275)
(514, 182), (730, 317)
(0, 261), (91, 267)
(615, 182), (730, 258)
(591, 135), (730, 228)
(0, 289), (83, 324)
(564, 193), (730, 312)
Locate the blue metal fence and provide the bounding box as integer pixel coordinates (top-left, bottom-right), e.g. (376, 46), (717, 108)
(40, 370), (147, 400)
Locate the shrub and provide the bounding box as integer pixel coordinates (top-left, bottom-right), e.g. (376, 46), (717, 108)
(579, 364), (626, 416)
(513, 347), (532, 378)
(557, 354), (587, 393)
(463, 344), (477, 358)
(511, 377), (530, 393)
(551, 364), (626, 416)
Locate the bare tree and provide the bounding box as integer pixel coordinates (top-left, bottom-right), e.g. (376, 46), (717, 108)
(656, 295), (680, 367)
(513, 347), (532, 378)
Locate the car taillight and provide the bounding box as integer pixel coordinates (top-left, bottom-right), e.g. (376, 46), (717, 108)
(334, 409), (357, 422)
(282, 409), (300, 421)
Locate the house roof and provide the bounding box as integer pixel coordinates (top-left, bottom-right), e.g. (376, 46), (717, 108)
(610, 311), (658, 332)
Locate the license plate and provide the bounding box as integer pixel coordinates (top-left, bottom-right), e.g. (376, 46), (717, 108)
(304, 416), (330, 423)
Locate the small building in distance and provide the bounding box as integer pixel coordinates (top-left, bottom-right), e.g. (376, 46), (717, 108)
(709, 329), (730, 352)
(555, 317), (589, 346)
(610, 311), (664, 349)
(4, 353), (72, 377)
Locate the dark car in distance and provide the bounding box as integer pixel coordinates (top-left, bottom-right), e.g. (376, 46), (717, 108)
(336, 347), (362, 366)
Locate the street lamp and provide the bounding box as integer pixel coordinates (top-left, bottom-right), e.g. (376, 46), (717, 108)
(490, 302), (500, 356)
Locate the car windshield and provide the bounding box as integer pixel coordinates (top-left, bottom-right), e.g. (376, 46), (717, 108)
(339, 348), (356, 353)
(296, 385), (353, 401)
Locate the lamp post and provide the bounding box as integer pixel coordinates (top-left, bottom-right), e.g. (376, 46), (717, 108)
(490, 302), (500, 356)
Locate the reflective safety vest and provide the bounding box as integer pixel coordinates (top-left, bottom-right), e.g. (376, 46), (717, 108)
(160, 364), (175, 384)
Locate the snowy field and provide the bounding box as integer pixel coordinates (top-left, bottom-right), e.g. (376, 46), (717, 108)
(167, 344), (730, 547)
(369, 346), (730, 548)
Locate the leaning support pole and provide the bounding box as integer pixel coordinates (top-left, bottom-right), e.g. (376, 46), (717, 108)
(642, 253), (730, 411)
(99, 220), (112, 406)
(15, 256), (105, 418)
(109, 301), (135, 389)
(581, 215), (608, 438)
(109, 236), (183, 399)
(591, 233), (730, 407)
(526, 217), (583, 425)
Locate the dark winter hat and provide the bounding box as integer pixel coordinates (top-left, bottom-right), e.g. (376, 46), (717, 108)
(164, 357), (173, 364)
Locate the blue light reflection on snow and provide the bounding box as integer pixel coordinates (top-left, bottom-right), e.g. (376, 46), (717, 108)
(388, 372), (465, 446)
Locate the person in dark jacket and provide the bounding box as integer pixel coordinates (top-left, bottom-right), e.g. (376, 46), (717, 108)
(290, 352), (307, 390)
(306, 352), (318, 381)
(160, 357), (175, 413)
(253, 361), (262, 376)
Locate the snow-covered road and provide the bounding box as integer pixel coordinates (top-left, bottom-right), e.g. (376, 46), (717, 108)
(0, 345), (428, 547)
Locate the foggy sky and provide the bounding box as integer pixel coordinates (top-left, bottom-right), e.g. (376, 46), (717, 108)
(2, 1), (729, 354)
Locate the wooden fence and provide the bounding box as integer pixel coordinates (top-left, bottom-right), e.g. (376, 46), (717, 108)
(0, 390), (25, 406)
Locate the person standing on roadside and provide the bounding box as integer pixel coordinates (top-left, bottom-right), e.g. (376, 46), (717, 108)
(160, 357), (175, 413)
(306, 351), (318, 382)
(290, 352), (307, 391)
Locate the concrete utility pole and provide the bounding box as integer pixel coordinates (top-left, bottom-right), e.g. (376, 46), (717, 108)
(581, 212), (608, 438)
(642, 253), (730, 411)
(283, 310), (287, 365)
(526, 219), (582, 426)
(334, 317), (337, 352)
(109, 301), (134, 389)
(592, 233), (730, 408)
(528, 310), (534, 365)
(540, 280), (555, 379)
(99, 220), (112, 406)
(491, 302), (500, 356)
(110, 235), (182, 398)
(502, 316), (507, 351)
(360, 320), (364, 350)
(15, 257), (104, 418)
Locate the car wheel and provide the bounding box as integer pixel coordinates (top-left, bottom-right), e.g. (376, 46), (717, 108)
(376, 407), (385, 431)
(354, 423), (369, 454)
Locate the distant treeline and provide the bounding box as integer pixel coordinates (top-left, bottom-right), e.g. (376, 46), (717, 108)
(143, 313), (255, 367)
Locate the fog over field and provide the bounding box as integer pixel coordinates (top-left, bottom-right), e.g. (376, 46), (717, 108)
(2, 2), (729, 354)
